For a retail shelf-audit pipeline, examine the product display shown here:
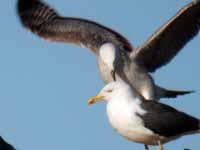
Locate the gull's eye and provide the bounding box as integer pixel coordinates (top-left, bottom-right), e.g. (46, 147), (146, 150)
(107, 89), (113, 93)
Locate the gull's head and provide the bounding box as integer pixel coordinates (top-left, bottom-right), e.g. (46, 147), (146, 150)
(88, 81), (132, 105)
(99, 43), (117, 70)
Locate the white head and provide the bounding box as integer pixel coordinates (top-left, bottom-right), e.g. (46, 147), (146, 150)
(99, 43), (117, 70)
(88, 81), (134, 105)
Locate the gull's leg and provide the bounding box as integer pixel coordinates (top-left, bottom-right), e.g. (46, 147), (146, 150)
(111, 70), (116, 81)
(158, 141), (163, 150)
(144, 144), (149, 150)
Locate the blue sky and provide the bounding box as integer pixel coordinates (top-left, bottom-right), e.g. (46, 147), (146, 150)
(0, 0), (199, 150)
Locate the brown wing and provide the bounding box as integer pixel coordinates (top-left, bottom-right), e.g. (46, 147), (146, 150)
(134, 0), (200, 72)
(17, 0), (133, 53)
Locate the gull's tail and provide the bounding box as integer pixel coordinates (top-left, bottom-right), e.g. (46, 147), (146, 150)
(156, 86), (194, 99)
(199, 119), (200, 133)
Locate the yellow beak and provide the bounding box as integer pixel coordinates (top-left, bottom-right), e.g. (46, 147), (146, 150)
(88, 95), (104, 105)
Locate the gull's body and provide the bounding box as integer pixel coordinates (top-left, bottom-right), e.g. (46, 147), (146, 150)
(97, 43), (187, 100)
(17, 0), (200, 100)
(97, 47), (155, 99)
(88, 81), (200, 149)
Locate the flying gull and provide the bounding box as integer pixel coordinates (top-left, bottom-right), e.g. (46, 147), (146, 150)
(17, 0), (200, 100)
(88, 81), (200, 150)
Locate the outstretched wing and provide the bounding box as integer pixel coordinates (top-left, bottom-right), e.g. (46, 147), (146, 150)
(17, 0), (133, 53)
(134, 0), (200, 72)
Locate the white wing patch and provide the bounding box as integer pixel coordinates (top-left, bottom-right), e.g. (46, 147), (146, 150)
(99, 43), (116, 70)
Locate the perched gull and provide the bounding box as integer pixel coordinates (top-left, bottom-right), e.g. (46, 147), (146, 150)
(88, 81), (200, 150)
(17, 0), (200, 100)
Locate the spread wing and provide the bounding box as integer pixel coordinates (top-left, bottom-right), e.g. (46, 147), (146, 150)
(134, 0), (200, 72)
(17, 0), (133, 53)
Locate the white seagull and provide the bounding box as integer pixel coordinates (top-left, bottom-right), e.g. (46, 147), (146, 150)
(88, 81), (200, 150)
(17, 0), (200, 100)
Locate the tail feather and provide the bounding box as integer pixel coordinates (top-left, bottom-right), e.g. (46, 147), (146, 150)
(163, 90), (194, 98)
(156, 86), (194, 98)
(199, 119), (200, 132)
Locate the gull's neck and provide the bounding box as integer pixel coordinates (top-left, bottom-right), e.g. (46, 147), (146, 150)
(106, 85), (146, 121)
(106, 88), (147, 140)
(99, 43), (117, 70)
(107, 90), (145, 114)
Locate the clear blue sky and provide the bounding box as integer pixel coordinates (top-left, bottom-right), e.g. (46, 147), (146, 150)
(0, 0), (199, 150)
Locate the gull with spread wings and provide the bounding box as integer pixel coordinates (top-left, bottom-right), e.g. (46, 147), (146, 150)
(17, 0), (200, 100)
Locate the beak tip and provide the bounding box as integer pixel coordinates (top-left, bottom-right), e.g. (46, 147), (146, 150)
(87, 99), (95, 105)
(87, 95), (103, 106)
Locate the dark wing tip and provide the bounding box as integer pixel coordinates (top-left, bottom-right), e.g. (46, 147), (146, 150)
(17, 0), (41, 17)
(17, 0), (34, 12)
(17, 0), (58, 30)
(17, 0), (40, 28)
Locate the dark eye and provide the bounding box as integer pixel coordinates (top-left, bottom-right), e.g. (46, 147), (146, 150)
(107, 89), (113, 93)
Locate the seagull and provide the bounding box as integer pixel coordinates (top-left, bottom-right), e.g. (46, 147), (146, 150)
(17, 0), (200, 100)
(88, 81), (200, 150)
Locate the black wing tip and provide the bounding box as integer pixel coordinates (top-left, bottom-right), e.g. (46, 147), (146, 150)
(17, 0), (42, 27)
(17, 0), (39, 15)
(17, 0), (59, 31)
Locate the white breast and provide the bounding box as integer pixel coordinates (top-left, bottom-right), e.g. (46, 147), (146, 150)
(106, 98), (160, 145)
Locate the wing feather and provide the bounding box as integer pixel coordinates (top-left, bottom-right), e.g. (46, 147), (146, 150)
(134, 0), (200, 72)
(17, 0), (133, 53)
(140, 101), (199, 137)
